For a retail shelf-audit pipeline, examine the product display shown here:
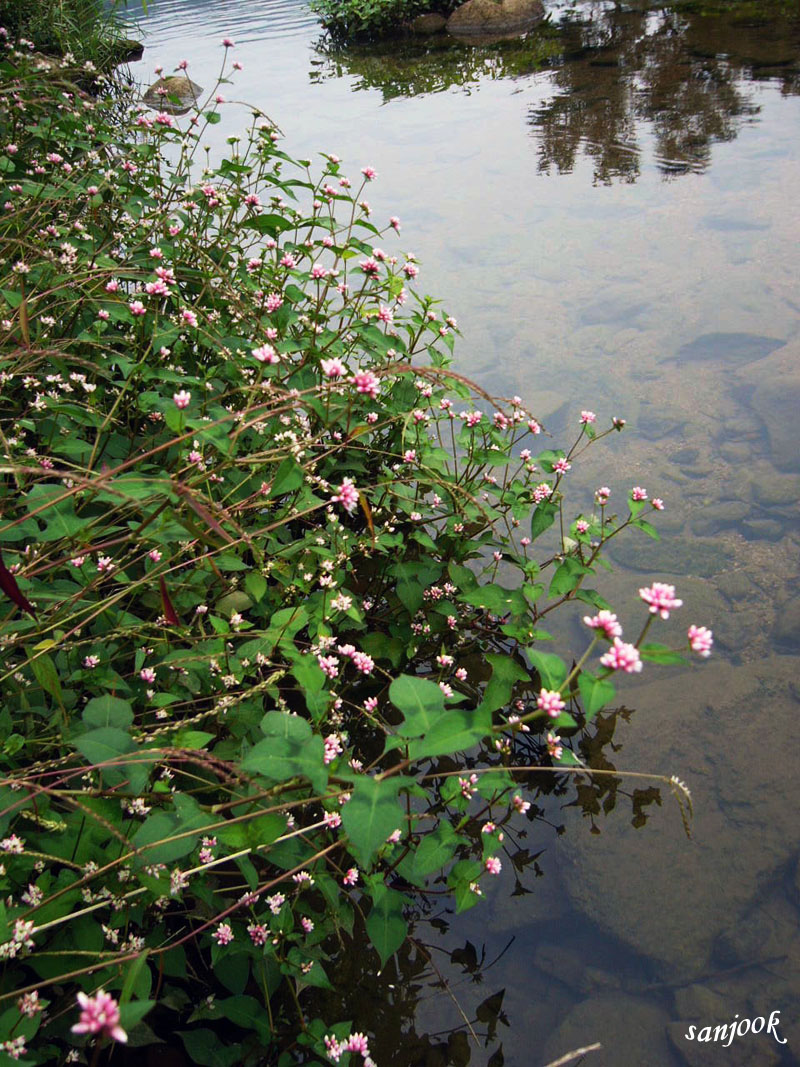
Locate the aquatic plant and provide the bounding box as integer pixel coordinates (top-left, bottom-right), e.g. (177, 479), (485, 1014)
(0, 39), (707, 1064)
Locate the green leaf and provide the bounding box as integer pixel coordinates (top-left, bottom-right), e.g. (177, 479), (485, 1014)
(525, 650), (567, 690)
(340, 776), (408, 867)
(178, 1029), (241, 1067)
(245, 572), (267, 603)
(269, 457), (304, 497)
(131, 807), (201, 867)
(119, 952), (150, 1007)
(577, 673), (616, 720)
(530, 501), (557, 541)
(74, 727), (135, 766)
(366, 884), (408, 966)
(630, 517), (660, 540)
(548, 557), (587, 598)
(28, 652), (63, 705)
(462, 584), (528, 617)
(118, 999), (154, 1032)
(479, 654), (529, 714)
(242, 733), (327, 793)
(82, 695), (134, 730)
(406, 823), (460, 879)
(389, 675), (444, 738)
(260, 710), (312, 742)
(639, 643), (685, 665)
(406, 706), (491, 760)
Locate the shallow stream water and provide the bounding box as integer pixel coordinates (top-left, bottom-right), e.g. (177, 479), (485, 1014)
(129, 2), (800, 1063)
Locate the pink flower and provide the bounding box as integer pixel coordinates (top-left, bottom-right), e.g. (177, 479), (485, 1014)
(155, 112), (175, 128)
(213, 923), (234, 945)
(537, 688), (565, 718)
(360, 257), (379, 275)
(301, 916), (314, 933)
(485, 856), (502, 875)
(390, 216), (401, 230)
(71, 990), (127, 1043)
(600, 637), (642, 673)
(352, 370), (380, 399)
(252, 343), (279, 364)
(105, 279), (119, 292)
(181, 309), (197, 328)
(553, 457), (571, 474)
(652, 498), (665, 511)
(342, 867), (359, 886)
(129, 300), (146, 316)
(222, 37), (235, 46)
(331, 477), (359, 514)
(580, 410), (597, 424)
(639, 582), (682, 620)
(351, 651), (374, 675)
(631, 486), (648, 501)
(583, 610), (623, 638)
(248, 923), (268, 945)
(547, 732), (563, 760)
(361, 166), (377, 180)
(320, 357), (346, 378)
(140, 668), (156, 683)
(688, 625), (713, 658)
(173, 390), (191, 409)
(595, 486), (611, 504)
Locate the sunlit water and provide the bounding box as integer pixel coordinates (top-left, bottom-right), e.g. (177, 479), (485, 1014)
(128, 3), (800, 1063)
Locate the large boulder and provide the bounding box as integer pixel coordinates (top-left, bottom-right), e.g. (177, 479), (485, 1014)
(143, 75), (202, 115)
(447, 0), (545, 38)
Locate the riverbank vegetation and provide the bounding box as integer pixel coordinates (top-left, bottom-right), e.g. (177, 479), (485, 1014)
(310, 0), (459, 41)
(0, 32), (708, 1066)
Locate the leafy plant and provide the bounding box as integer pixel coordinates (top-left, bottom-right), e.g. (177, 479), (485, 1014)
(0, 39), (706, 1065)
(310, 0), (460, 41)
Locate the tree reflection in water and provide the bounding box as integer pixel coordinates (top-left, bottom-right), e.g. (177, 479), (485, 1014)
(311, 1), (800, 183)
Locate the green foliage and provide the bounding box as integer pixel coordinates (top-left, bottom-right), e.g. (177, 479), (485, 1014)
(311, 0), (459, 41)
(0, 39), (708, 1067)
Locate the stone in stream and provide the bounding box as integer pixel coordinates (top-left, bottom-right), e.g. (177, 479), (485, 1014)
(447, 0), (546, 38)
(411, 13), (447, 34)
(669, 332), (785, 366)
(736, 340), (800, 472)
(554, 654), (800, 982)
(541, 993), (674, 1067)
(143, 75), (203, 115)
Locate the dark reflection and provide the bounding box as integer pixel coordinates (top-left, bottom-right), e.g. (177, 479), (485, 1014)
(306, 703), (664, 1067)
(309, 28), (563, 100)
(531, 1), (800, 182)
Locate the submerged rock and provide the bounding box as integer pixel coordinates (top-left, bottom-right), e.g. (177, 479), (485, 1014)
(143, 75), (202, 115)
(555, 655), (800, 981)
(447, 0), (545, 38)
(411, 13), (447, 34)
(737, 340), (800, 472)
(541, 993), (674, 1067)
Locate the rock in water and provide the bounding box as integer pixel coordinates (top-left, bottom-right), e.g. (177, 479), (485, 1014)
(447, 0), (545, 37)
(143, 76), (203, 115)
(411, 13), (447, 34)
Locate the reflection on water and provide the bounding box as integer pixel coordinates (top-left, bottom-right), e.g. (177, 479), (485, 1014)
(531, 2), (800, 182)
(130, 1), (800, 1063)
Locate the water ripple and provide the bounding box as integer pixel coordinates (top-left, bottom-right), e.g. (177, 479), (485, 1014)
(130, 0), (318, 44)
